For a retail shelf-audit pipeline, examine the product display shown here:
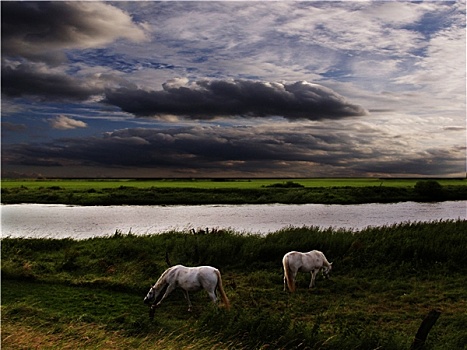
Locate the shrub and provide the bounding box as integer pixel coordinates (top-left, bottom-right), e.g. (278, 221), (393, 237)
(263, 181), (305, 188)
(414, 180), (444, 199)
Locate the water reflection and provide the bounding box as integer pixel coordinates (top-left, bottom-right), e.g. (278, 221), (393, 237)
(1, 201), (466, 240)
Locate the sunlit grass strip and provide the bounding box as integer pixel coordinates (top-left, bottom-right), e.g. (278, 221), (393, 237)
(2, 177), (466, 190)
(1, 313), (235, 350)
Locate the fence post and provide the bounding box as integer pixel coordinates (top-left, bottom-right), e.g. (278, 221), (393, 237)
(410, 309), (441, 350)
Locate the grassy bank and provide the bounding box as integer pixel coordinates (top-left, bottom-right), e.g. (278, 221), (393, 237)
(2, 178), (467, 205)
(2, 220), (467, 349)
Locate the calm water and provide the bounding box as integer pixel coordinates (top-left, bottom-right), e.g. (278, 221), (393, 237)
(1, 201), (466, 240)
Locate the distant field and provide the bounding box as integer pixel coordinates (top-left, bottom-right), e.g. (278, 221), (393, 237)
(2, 177), (466, 190)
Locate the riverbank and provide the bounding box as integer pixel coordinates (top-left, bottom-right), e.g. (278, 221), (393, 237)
(2, 178), (467, 205)
(2, 220), (467, 349)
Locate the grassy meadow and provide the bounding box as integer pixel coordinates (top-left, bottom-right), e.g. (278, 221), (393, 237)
(2, 220), (467, 349)
(2, 178), (467, 205)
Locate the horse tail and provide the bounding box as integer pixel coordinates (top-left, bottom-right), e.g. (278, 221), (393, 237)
(283, 255), (296, 293)
(215, 269), (230, 310)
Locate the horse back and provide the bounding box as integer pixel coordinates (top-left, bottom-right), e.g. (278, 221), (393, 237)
(285, 250), (325, 272)
(174, 266), (219, 291)
(310, 250), (332, 267)
(306, 250), (326, 266)
(284, 251), (310, 272)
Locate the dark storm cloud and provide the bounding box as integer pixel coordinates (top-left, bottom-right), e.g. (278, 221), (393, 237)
(104, 80), (368, 121)
(1, 63), (102, 100)
(2, 125), (462, 177)
(2, 126), (311, 170)
(1, 1), (146, 65)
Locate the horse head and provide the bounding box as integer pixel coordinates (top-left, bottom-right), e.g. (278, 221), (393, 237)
(322, 262), (333, 279)
(143, 286), (156, 304)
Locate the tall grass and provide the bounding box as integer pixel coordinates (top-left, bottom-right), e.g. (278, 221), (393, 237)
(2, 220), (466, 285)
(345, 220), (467, 271)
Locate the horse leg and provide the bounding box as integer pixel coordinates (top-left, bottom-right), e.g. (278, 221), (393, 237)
(291, 271), (298, 291)
(309, 270), (317, 288)
(207, 289), (218, 303)
(283, 268), (293, 291)
(155, 283), (176, 307)
(182, 290), (193, 312)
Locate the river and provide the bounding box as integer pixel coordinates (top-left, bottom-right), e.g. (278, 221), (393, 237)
(1, 201), (465, 240)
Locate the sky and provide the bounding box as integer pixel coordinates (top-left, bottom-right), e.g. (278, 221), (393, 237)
(1, 0), (466, 178)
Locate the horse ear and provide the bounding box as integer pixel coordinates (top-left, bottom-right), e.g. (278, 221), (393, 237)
(330, 262), (333, 266)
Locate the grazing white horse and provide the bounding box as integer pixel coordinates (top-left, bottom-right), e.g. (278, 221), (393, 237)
(282, 250), (332, 292)
(144, 265), (230, 312)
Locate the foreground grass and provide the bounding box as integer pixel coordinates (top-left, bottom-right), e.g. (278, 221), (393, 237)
(2, 178), (466, 205)
(2, 220), (467, 349)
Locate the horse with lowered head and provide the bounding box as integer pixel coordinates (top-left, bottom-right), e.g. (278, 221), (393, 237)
(144, 265), (230, 314)
(282, 250), (332, 292)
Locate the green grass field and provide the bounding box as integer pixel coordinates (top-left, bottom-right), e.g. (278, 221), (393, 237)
(2, 221), (467, 349)
(2, 177), (466, 190)
(2, 178), (467, 205)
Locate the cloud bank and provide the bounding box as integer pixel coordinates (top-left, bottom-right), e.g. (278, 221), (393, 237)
(105, 79), (368, 120)
(3, 124), (464, 178)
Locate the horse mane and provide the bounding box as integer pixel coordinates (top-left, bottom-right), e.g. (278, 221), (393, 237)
(154, 265), (177, 288)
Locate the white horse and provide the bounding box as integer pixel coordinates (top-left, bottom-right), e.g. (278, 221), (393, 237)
(143, 265), (230, 313)
(282, 250), (333, 292)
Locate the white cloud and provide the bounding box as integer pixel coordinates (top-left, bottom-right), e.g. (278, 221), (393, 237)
(395, 25), (466, 97)
(49, 115), (88, 130)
